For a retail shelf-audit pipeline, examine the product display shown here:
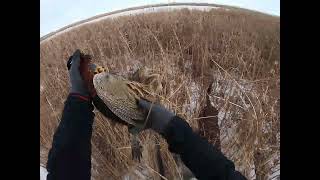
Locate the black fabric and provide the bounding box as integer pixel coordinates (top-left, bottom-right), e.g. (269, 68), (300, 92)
(46, 95), (95, 180)
(163, 116), (247, 180)
(46, 95), (246, 180)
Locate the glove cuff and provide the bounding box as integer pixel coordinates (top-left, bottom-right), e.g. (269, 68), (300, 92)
(69, 93), (91, 101)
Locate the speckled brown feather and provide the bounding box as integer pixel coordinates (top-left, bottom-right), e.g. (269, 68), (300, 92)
(93, 73), (155, 130)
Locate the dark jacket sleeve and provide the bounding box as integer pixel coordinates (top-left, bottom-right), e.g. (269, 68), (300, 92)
(46, 95), (95, 180)
(163, 116), (247, 180)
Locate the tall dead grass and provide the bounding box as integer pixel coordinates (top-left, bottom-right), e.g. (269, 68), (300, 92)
(40, 7), (279, 180)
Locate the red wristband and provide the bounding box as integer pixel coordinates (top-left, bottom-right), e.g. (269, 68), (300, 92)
(70, 93), (90, 101)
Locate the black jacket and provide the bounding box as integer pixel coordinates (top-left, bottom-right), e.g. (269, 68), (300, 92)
(164, 117), (246, 180)
(46, 95), (246, 180)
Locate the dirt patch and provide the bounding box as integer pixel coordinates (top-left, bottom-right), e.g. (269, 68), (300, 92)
(198, 86), (221, 150)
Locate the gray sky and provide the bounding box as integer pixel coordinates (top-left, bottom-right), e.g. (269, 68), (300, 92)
(40, 0), (280, 37)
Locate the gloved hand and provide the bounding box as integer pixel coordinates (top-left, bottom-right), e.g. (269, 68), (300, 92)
(67, 49), (89, 96)
(138, 99), (175, 134)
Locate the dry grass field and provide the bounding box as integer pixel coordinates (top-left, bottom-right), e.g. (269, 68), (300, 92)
(40, 6), (279, 180)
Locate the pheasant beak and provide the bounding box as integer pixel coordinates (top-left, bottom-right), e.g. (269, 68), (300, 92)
(95, 66), (107, 74)
(89, 63), (107, 75)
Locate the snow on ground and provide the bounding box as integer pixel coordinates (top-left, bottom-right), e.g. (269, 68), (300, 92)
(266, 153), (280, 180)
(40, 85), (45, 93)
(40, 166), (48, 180)
(104, 5), (221, 19)
(209, 71), (280, 179)
(41, 5), (229, 43)
(210, 72), (258, 179)
(182, 80), (201, 121)
(188, 81), (201, 115)
(123, 164), (153, 180)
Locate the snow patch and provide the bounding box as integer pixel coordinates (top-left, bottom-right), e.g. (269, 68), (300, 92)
(248, 167), (257, 180)
(210, 72), (265, 179)
(182, 81), (201, 117)
(40, 166), (48, 180)
(189, 82), (200, 113)
(123, 164), (152, 180)
(184, 60), (192, 70)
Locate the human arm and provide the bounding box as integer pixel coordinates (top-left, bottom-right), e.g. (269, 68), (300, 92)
(138, 99), (247, 180)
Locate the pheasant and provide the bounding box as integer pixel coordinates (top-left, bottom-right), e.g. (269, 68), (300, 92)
(93, 71), (161, 161)
(69, 51), (162, 161)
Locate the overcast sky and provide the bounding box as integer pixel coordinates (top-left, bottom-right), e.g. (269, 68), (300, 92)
(40, 0), (280, 37)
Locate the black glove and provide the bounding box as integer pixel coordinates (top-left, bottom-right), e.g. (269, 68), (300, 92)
(138, 99), (175, 134)
(67, 49), (89, 96)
